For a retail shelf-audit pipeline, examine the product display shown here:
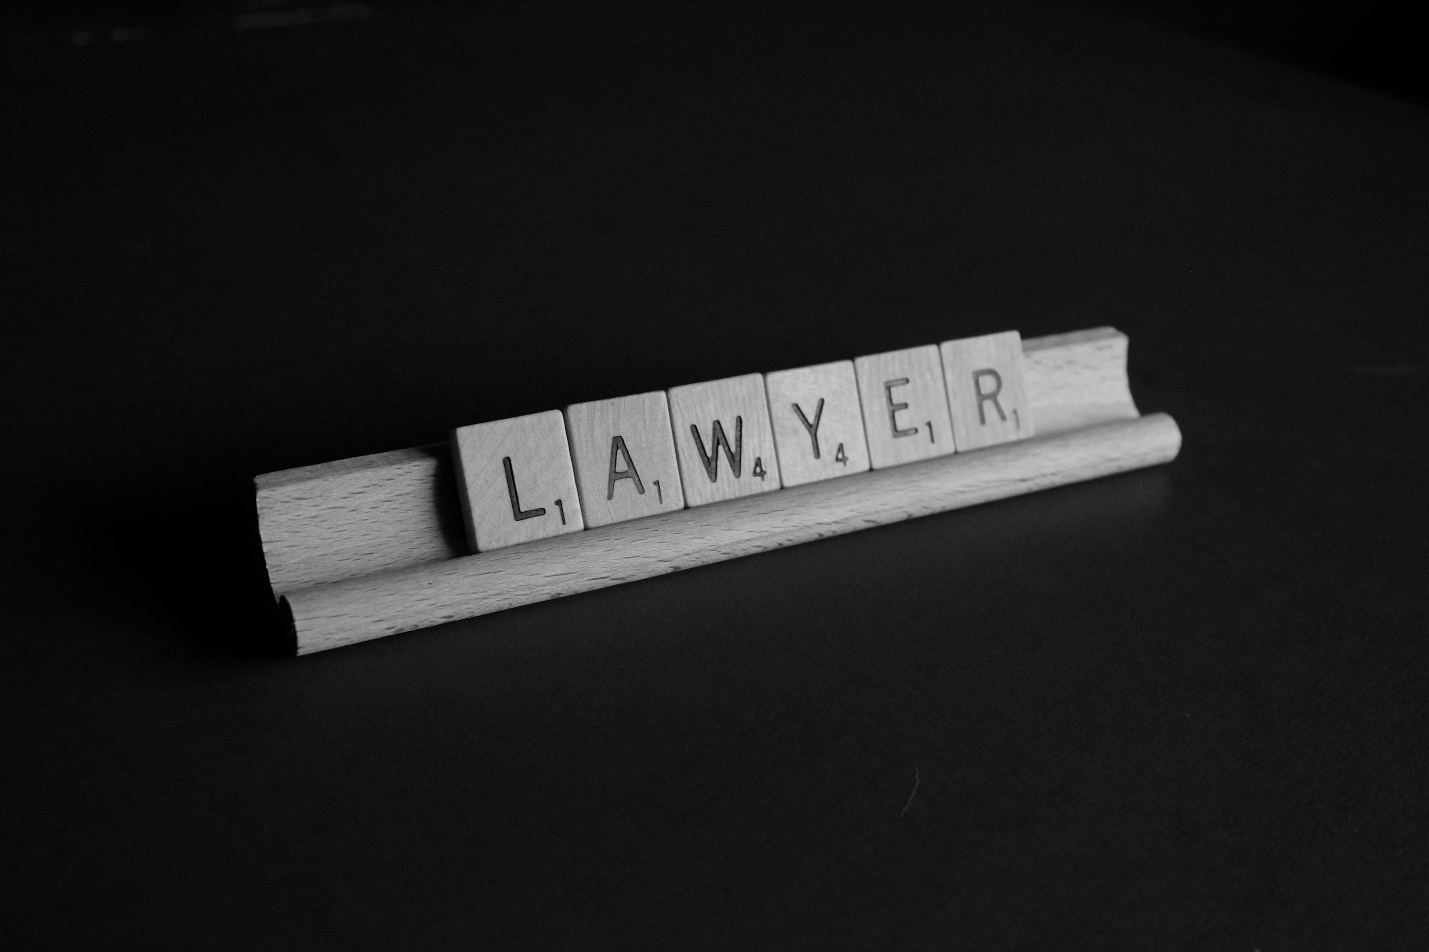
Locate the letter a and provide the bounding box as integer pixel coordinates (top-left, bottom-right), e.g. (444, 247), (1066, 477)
(606, 435), (646, 500)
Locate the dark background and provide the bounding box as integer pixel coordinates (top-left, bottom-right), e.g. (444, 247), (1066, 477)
(3, 2), (1426, 947)
(8, 0), (1428, 105)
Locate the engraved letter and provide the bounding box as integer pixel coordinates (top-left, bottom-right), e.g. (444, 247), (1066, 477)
(690, 416), (743, 483)
(791, 398), (825, 459)
(606, 434), (646, 500)
(503, 456), (546, 521)
(973, 369), (1007, 425)
(884, 378), (918, 438)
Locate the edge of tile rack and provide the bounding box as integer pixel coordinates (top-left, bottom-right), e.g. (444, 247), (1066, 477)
(280, 412), (1181, 655)
(256, 326), (1141, 597)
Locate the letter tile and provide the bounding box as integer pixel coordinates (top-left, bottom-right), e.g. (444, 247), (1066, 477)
(450, 409), (584, 552)
(765, 360), (871, 487)
(853, 344), (956, 468)
(940, 331), (1035, 451)
(667, 373), (781, 506)
(565, 391), (686, 528)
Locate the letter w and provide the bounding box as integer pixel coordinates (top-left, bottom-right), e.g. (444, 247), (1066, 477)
(690, 416), (743, 483)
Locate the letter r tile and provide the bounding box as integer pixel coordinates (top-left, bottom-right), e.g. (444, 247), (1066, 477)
(765, 360), (871, 487)
(940, 331), (1035, 451)
(667, 373), (781, 507)
(565, 392), (686, 529)
(450, 409), (584, 552)
(854, 345), (956, 469)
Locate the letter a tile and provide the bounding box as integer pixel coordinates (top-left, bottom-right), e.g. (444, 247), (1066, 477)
(667, 373), (781, 507)
(854, 345), (956, 469)
(765, 360), (871, 487)
(565, 392), (686, 528)
(940, 331), (1035, 451)
(450, 409), (584, 552)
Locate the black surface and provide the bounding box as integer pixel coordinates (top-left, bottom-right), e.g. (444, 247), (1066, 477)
(3, 3), (1427, 947)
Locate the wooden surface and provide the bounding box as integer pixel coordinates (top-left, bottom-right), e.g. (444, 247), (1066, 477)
(854, 344), (957, 468)
(255, 327), (1141, 596)
(285, 413), (1182, 654)
(941, 331), (1035, 451)
(1022, 328), (1137, 435)
(255, 443), (466, 596)
(565, 391), (686, 528)
(666, 373), (782, 506)
(764, 360), (872, 487)
(451, 410), (584, 551)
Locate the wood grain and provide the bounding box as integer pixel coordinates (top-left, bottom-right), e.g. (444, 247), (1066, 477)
(666, 373), (781, 506)
(1021, 327), (1137, 435)
(940, 330), (1035, 451)
(853, 344), (957, 467)
(450, 409), (584, 552)
(284, 413), (1182, 654)
(764, 360), (871, 487)
(564, 391), (686, 528)
(255, 443), (466, 596)
(255, 327), (1142, 596)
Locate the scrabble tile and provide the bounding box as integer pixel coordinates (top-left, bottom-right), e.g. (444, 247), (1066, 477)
(667, 373), (781, 506)
(564, 391), (686, 528)
(765, 360), (871, 487)
(853, 344), (956, 468)
(940, 330), (1035, 451)
(450, 409), (584, 552)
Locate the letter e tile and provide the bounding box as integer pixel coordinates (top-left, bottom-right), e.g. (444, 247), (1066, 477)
(450, 409), (585, 552)
(565, 392), (686, 528)
(667, 373), (781, 506)
(854, 345), (956, 468)
(765, 360), (871, 487)
(940, 331), (1035, 451)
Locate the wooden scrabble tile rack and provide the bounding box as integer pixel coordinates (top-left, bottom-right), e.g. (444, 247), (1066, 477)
(256, 327), (1180, 654)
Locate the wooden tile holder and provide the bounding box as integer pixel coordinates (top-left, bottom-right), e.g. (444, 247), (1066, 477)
(256, 328), (1181, 654)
